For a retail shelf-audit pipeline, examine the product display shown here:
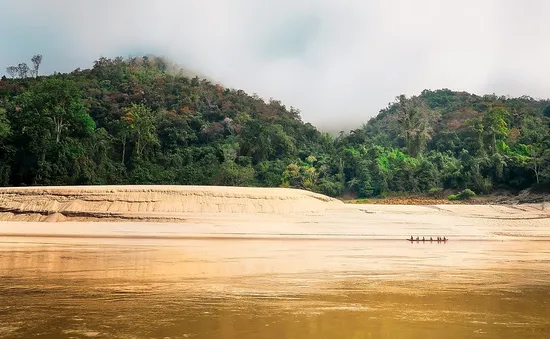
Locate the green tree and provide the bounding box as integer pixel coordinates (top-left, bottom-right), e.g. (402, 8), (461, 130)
(0, 108), (10, 141)
(482, 107), (509, 154)
(18, 78), (94, 144)
(214, 161), (256, 186)
(0, 108), (11, 185)
(280, 162), (318, 191)
(122, 103), (159, 158)
(395, 95), (439, 157)
(527, 143), (549, 184)
(463, 117), (485, 156)
(239, 120), (295, 164)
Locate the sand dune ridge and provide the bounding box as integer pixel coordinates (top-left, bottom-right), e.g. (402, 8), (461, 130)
(0, 185), (343, 222)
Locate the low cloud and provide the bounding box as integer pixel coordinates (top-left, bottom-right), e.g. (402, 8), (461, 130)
(2, 0), (550, 129)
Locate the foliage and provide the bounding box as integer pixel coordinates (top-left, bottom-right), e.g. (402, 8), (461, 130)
(427, 187), (444, 197)
(1, 58), (550, 197)
(448, 189), (476, 201)
(0, 108), (10, 141)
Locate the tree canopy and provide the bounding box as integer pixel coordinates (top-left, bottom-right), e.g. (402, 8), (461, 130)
(1, 57), (549, 196)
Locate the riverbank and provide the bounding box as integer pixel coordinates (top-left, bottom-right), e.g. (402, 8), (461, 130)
(345, 188), (550, 205)
(0, 185), (549, 241)
(0, 185), (548, 241)
(0, 185), (343, 222)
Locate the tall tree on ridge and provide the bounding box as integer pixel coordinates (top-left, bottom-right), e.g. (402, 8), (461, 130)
(395, 95), (440, 157)
(31, 55), (43, 78)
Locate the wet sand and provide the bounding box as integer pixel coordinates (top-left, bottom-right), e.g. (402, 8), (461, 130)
(0, 186), (549, 338)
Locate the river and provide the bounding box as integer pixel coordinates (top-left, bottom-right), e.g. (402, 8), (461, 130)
(0, 235), (549, 338)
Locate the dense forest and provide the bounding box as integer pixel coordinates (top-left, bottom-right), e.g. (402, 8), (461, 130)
(1, 55), (549, 198)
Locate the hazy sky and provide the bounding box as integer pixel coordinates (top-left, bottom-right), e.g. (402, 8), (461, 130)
(1, 0), (550, 130)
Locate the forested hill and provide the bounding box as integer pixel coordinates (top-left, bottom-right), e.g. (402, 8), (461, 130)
(1, 56), (549, 198)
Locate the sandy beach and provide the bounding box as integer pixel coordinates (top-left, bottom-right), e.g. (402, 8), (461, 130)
(0, 185), (549, 240)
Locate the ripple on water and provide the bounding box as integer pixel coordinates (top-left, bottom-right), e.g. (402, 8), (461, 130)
(0, 238), (549, 338)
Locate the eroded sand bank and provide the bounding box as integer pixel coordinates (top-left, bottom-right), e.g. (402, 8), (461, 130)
(0, 185), (342, 222)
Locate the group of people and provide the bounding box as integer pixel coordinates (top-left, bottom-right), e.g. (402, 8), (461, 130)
(409, 236), (447, 242)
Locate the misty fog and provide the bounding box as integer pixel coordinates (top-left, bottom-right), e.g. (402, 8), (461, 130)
(1, 0), (550, 129)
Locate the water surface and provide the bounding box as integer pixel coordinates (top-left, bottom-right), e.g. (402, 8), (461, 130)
(0, 236), (549, 338)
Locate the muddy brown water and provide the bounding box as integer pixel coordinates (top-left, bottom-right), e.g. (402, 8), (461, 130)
(0, 236), (549, 338)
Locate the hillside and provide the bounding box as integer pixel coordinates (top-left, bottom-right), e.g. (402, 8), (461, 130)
(1, 57), (549, 199)
(341, 89), (550, 197)
(0, 56), (321, 188)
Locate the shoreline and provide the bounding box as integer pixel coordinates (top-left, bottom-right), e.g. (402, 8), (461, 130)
(0, 185), (549, 242)
(343, 192), (550, 205)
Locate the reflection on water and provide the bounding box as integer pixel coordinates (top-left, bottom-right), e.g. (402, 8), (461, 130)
(0, 237), (549, 338)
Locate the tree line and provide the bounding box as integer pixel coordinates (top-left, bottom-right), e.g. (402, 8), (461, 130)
(0, 55), (549, 198)
(4, 55), (43, 79)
